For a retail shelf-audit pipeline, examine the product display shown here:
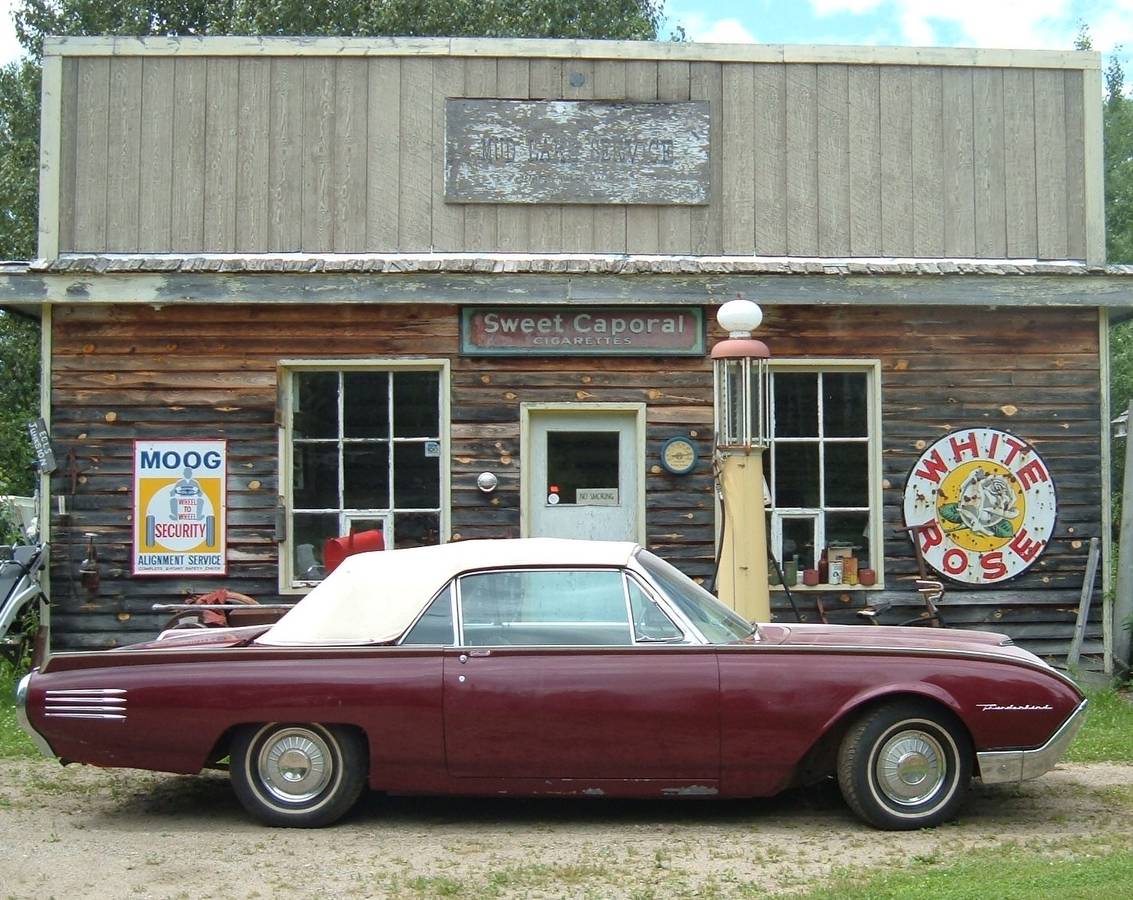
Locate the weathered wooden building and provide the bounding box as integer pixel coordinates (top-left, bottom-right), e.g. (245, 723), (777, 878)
(3, 35), (1132, 662)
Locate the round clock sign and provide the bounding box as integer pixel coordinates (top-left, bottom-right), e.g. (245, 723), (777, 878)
(903, 428), (1056, 585)
(660, 436), (699, 475)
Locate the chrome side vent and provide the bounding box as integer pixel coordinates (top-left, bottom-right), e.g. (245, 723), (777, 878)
(44, 688), (127, 721)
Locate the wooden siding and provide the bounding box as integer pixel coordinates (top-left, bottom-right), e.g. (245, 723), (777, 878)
(47, 302), (1102, 662)
(57, 56), (1088, 259)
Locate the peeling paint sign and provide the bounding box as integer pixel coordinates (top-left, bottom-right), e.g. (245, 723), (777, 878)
(903, 429), (1056, 584)
(445, 100), (710, 205)
(133, 440), (227, 576)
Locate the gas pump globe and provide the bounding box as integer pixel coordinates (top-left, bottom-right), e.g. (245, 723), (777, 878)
(712, 297), (772, 621)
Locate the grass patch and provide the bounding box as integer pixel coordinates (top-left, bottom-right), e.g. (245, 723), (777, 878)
(796, 840), (1133, 899)
(407, 875), (465, 896)
(1066, 687), (1133, 764)
(487, 861), (611, 890)
(0, 662), (38, 759)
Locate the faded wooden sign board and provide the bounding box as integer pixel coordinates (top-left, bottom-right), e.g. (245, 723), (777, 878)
(445, 100), (710, 205)
(461, 306), (705, 356)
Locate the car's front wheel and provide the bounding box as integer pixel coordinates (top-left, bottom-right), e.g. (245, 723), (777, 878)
(837, 701), (972, 830)
(230, 723), (367, 827)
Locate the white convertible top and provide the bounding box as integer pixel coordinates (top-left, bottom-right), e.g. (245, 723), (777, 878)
(257, 538), (640, 646)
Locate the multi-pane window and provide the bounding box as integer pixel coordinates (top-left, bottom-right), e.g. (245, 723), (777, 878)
(286, 366), (444, 587)
(767, 366), (878, 585)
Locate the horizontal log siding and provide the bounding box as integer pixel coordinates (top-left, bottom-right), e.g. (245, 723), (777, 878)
(48, 303), (1102, 662)
(57, 56), (1087, 259)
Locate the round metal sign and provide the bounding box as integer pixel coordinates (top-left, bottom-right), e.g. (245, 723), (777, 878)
(903, 428), (1056, 585)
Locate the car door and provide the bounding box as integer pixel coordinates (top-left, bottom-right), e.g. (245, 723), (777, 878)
(442, 567), (720, 782)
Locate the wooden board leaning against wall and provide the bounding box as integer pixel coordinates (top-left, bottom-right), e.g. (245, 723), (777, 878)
(46, 302), (1102, 658)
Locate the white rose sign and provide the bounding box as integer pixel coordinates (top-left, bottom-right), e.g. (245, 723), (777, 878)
(903, 429), (1056, 585)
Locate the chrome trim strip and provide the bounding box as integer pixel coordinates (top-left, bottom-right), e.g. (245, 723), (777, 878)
(977, 698), (1089, 784)
(44, 705), (126, 714)
(15, 673), (56, 758)
(44, 696), (126, 704)
(44, 688), (126, 695)
(44, 712), (127, 720)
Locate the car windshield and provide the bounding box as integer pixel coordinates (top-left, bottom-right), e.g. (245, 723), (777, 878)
(635, 550), (756, 643)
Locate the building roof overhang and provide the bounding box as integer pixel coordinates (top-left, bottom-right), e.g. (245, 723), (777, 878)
(4, 254), (1133, 310)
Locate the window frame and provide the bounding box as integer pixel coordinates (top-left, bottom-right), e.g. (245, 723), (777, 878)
(766, 359), (883, 589)
(278, 358), (451, 594)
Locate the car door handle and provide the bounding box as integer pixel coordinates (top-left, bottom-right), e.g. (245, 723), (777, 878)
(458, 650), (492, 663)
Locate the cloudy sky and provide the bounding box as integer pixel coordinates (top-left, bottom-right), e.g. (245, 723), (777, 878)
(0, 0), (1130, 65)
(668, 0), (1132, 61)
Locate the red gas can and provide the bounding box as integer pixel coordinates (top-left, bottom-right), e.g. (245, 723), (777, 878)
(323, 529), (385, 574)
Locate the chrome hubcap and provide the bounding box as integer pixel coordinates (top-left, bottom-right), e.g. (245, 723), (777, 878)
(875, 729), (947, 806)
(257, 728), (333, 804)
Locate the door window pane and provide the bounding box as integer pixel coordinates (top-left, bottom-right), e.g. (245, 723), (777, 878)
(294, 372), (339, 439)
(293, 512), (339, 580)
(823, 372), (868, 437)
(781, 517), (817, 570)
(395, 512), (440, 548)
(825, 513), (871, 567)
(394, 372), (440, 437)
(344, 372), (389, 438)
(293, 444), (339, 508)
(774, 372), (818, 437)
(546, 431), (619, 505)
(774, 443), (819, 507)
(824, 443), (869, 507)
(394, 443), (440, 507)
(343, 444), (390, 508)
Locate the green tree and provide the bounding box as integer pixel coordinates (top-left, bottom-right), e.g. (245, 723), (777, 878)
(0, 310), (39, 495)
(13, 1), (667, 59)
(1104, 51), (1133, 532)
(0, 60), (39, 262)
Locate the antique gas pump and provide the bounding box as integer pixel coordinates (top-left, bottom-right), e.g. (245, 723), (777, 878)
(712, 297), (771, 622)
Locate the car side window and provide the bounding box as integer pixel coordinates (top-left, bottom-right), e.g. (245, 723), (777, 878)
(458, 569), (632, 646)
(401, 585), (455, 645)
(627, 578), (685, 642)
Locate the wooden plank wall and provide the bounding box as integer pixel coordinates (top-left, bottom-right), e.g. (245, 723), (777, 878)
(48, 303), (1102, 661)
(58, 56), (1087, 259)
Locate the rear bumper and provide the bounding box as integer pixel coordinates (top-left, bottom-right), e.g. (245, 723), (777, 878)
(977, 698), (1088, 784)
(14, 672), (55, 758)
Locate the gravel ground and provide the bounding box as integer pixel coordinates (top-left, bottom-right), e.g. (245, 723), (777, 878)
(1, 760), (1131, 899)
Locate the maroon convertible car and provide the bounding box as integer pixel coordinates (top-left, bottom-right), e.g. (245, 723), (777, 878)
(17, 538), (1086, 829)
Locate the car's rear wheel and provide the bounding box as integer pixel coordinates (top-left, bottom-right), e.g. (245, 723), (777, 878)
(230, 723), (367, 827)
(837, 701), (971, 830)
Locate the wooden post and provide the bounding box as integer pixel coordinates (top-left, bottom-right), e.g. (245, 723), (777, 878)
(1114, 400), (1133, 674)
(1067, 537), (1100, 670)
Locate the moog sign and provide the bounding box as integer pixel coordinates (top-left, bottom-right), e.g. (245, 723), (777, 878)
(133, 440), (228, 576)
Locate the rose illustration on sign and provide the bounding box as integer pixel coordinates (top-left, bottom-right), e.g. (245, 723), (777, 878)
(903, 429), (1056, 584)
